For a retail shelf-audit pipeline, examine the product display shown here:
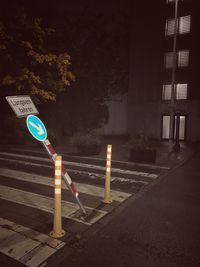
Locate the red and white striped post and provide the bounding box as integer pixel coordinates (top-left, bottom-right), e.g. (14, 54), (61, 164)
(42, 139), (87, 215)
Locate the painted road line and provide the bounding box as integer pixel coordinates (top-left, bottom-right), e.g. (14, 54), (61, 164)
(0, 156), (151, 185)
(0, 168), (131, 202)
(0, 184), (107, 225)
(0, 217), (65, 267)
(0, 152), (159, 179)
(0, 157), (152, 185)
(0, 218), (65, 250)
(4, 148), (170, 170)
(0, 156), (52, 168)
(111, 177), (148, 185)
(0, 157), (151, 184)
(73, 170), (149, 185)
(0, 227), (39, 260)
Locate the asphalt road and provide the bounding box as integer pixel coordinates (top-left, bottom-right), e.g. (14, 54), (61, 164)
(0, 148), (164, 266)
(58, 151), (200, 267)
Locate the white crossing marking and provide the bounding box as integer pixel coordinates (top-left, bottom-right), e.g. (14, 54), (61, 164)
(0, 152), (159, 179)
(0, 218), (65, 267)
(4, 148), (170, 170)
(0, 157), (153, 185)
(0, 227), (39, 260)
(0, 168), (131, 202)
(0, 184), (106, 225)
(0, 149), (162, 266)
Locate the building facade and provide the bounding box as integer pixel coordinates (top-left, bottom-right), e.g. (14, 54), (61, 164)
(128, 0), (200, 142)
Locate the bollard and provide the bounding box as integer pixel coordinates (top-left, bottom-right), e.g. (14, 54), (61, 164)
(50, 155), (66, 238)
(42, 139), (87, 215)
(103, 144), (112, 204)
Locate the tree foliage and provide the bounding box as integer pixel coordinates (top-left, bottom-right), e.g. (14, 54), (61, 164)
(0, 9), (74, 102)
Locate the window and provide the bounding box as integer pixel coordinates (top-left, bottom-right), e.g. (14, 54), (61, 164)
(163, 84), (172, 100)
(162, 115), (170, 139)
(165, 18), (177, 36)
(162, 83), (188, 100)
(178, 50), (189, 67)
(166, 0), (183, 4)
(166, 0), (176, 3)
(179, 15), (191, 34)
(175, 115), (186, 140)
(161, 115), (186, 140)
(164, 50), (189, 68)
(165, 15), (191, 36)
(176, 83), (188, 99)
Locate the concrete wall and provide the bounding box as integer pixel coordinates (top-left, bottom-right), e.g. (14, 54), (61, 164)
(100, 94), (128, 135)
(187, 100), (200, 142)
(128, 100), (160, 139)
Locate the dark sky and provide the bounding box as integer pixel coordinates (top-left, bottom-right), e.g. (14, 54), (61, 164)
(1, 0), (132, 21)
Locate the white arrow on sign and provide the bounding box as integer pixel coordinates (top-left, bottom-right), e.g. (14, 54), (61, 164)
(29, 121), (45, 135)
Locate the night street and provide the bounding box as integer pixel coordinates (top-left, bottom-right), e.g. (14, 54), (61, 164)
(0, 145), (168, 266)
(1, 0), (200, 266)
(0, 145), (198, 266)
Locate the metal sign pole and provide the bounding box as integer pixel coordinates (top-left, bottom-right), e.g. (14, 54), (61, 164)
(6, 95), (87, 215)
(42, 139), (87, 215)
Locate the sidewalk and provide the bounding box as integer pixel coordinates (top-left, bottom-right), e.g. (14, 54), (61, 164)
(57, 150), (200, 267)
(55, 137), (196, 169)
(0, 137), (196, 169)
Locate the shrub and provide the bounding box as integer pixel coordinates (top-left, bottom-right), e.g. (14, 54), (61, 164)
(127, 133), (154, 151)
(70, 132), (102, 155)
(127, 133), (156, 163)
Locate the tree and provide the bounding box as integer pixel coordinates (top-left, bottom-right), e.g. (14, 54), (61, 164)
(0, 7), (74, 103)
(0, 4), (75, 144)
(52, 10), (131, 133)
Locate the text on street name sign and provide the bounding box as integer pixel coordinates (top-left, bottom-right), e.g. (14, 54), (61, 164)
(6, 95), (39, 118)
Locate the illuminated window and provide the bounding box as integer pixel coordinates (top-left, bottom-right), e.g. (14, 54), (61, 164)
(161, 115), (186, 140)
(166, 0), (183, 4)
(178, 50), (189, 67)
(176, 83), (188, 99)
(162, 115), (170, 139)
(164, 50), (189, 68)
(163, 84), (172, 100)
(165, 15), (191, 36)
(165, 18), (177, 36)
(163, 83), (188, 100)
(179, 15), (191, 34)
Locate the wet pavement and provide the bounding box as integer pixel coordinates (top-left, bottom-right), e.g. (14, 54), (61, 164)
(0, 139), (197, 266)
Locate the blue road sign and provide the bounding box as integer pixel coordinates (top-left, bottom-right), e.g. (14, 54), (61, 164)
(26, 115), (47, 142)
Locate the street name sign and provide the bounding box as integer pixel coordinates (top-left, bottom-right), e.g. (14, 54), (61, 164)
(26, 115), (47, 142)
(6, 95), (39, 118)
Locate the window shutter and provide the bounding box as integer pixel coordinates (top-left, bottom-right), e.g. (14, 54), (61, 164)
(176, 84), (188, 99)
(178, 50), (189, 67)
(179, 15), (191, 34)
(163, 84), (172, 100)
(166, 19), (176, 36)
